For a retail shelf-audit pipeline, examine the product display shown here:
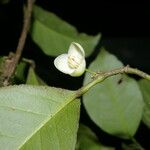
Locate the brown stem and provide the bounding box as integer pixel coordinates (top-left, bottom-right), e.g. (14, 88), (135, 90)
(1, 0), (34, 86)
(15, 0), (33, 61)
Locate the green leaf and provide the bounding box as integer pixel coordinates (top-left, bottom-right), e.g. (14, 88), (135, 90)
(83, 49), (143, 139)
(0, 57), (7, 86)
(76, 124), (115, 150)
(0, 57), (5, 86)
(14, 61), (28, 84)
(0, 56), (4, 65)
(139, 79), (150, 128)
(26, 67), (39, 85)
(0, 56), (4, 73)
(26, 67), (46, 85)
(0, 85), (80, 149)
(30, 5), (101, 57)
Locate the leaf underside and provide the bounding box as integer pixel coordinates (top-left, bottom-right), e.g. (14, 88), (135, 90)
(0, 85), (80, 150)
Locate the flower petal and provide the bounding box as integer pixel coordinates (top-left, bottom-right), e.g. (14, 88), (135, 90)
(70, 59), (86, 77)
(54, 54), (75, 74)
(68, 42), (85, 60)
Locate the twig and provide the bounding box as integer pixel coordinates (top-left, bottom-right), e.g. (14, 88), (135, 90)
(1, 0), (34, 86)
(77, 65), (150, 97)
(15, 0), (33, 61)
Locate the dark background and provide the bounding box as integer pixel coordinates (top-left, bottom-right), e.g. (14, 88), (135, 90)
(0, 0), (150, 149)
(0, 1), (150, 71)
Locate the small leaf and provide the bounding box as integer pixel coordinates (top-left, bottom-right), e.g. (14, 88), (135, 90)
(0, 85), (80, 149)
(0, 56), (4, 73)
(139, 79), (150, 128)
(15, 61), (28, 83)
(0, 57), (4, 86)
(83, 49), (144, 139)
(26, 67), (46, 85)
(0, 57), (5, 86)
(26, 67), (39, 85)
(76, 124), (115, 150)
(30, 5), (101, 57)
(26, 67), (45, 85)
(0, 56), (4, 65)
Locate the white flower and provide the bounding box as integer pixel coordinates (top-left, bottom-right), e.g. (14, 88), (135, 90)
(54, 42), (86, 77)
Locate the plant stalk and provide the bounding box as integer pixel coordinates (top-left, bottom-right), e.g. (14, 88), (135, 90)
(0, 0), (34, 86)
(77, 65), (150, 97)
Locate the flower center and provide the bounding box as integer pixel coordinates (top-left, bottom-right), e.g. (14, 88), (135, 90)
(68, 55), (81, 69)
